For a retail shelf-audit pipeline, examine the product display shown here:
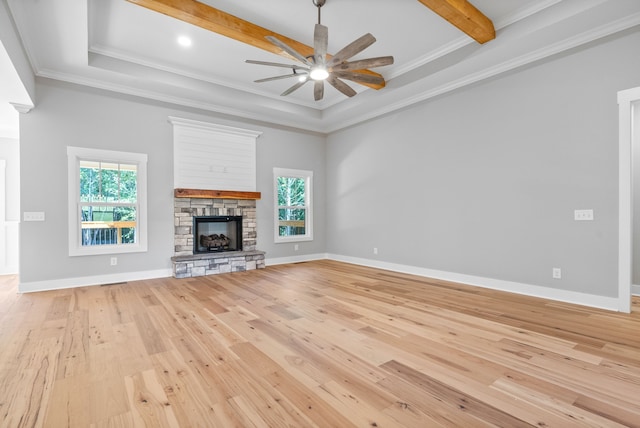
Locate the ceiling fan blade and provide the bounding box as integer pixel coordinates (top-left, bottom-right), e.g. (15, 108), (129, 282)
(326, 33), (376, 68)
(327, 75), (357, 98)
(314, 80), (324, 101)
(255, 73), (306, 83)
(246, 60), (307, 70)
(266, 36), (313, 66)
(314, 24), (328, 64)
(332, 71), (386, 86)
(281, 80), (308, 96)
(331, 56), (394, 72)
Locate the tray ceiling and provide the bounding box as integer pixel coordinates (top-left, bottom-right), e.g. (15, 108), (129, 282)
(5, 0), (640, 133)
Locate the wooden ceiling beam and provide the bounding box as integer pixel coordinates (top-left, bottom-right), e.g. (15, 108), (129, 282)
(417, 0), (495, 44)
(126, 0), (385, 89)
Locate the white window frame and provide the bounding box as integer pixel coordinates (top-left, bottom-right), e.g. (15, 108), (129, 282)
(274, 167), (313, 243)
(67, 146), (148, 256)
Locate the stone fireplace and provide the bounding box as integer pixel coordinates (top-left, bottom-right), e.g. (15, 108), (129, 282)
(171, 189), (265, 278)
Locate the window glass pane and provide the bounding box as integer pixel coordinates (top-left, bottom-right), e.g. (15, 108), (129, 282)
(100, 162), (119, 171)
(85, 207), (113, 222)
(81, 227), (119, 246)
(80, 166), (100, 202)
(81, 205), (137, 246)
(113, 206), (137, 222)
(119, 167), (138, 203)
(79, 161), (138, 203)
(101, 168), (119, 201)
(277, 177), (306, 207)
(278, 208), (306, 237)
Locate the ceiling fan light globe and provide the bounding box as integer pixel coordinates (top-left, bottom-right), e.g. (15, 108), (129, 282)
(310, 67), (329, 81)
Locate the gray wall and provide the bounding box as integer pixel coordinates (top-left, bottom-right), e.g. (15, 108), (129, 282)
(17, 28), (640, 299)
(256, 131), (326, 260)
(326, 30), (640, 298)
(19, 78), (325, 285)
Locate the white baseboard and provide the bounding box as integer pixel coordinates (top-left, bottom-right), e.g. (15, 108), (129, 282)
(19, 269), (173, 293)
(17, 253), (629, 311)
(633, 284), (640, 296)
(327, 254), (621, 312)
(266, 253), (328, 266)
(17, 253), (327, 293)
(0, 266), (18, 275)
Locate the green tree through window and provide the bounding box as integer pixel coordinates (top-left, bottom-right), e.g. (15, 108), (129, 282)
(68, 147), (147, 257)
(79, 160), (138, 246)
(274, 168), (313, 242)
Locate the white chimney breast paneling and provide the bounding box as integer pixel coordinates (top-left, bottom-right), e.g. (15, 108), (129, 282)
(169, 117), (262, 191)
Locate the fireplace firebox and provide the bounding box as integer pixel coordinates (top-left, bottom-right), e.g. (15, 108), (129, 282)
(193, 216), (242, 254)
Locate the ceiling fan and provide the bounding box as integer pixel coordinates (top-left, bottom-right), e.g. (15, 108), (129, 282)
(246, 0), (394, 101)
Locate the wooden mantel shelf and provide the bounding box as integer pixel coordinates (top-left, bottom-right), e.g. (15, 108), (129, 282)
(174, 188), (261, 200)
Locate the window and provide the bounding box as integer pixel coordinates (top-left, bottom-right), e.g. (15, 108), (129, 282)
(274, 168), (313, 243)
(67, 147), (147, 256)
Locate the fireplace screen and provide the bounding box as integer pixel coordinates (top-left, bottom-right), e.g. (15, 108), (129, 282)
(194, 216), (242, 253)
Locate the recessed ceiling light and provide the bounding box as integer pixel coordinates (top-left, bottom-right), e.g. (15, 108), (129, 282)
(177, 36), (192, 47)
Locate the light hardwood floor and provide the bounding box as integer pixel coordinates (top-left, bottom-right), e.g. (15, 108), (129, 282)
(1, 260), (639, 427)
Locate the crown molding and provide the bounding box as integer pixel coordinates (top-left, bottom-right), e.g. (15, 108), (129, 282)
(168, 116), (262, 138)
(324, 10), (640, 133)
(9, 102), (33, 113)
(35, 68), (327, 134)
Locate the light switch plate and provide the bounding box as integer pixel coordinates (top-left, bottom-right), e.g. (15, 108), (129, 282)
(23, 211), (45, 221)
(574, 209), (594, 221)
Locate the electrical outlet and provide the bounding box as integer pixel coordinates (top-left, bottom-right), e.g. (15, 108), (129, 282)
(552, 267), (561, 279)
(294, 244), (299, 251)
(373, 247), (378, 255)
(110, 257), (118, 266)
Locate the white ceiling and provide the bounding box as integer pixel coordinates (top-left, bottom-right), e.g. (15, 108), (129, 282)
(3, 0), (640, 134)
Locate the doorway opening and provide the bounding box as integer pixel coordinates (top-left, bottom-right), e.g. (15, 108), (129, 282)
(0, 154), (20, 276)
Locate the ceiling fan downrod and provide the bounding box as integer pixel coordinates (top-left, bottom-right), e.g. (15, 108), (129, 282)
(313, 0), (326, 25)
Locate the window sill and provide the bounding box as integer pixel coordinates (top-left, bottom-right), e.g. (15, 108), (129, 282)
(69, 243), (148, 257)
(275, 236), (313, 244)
